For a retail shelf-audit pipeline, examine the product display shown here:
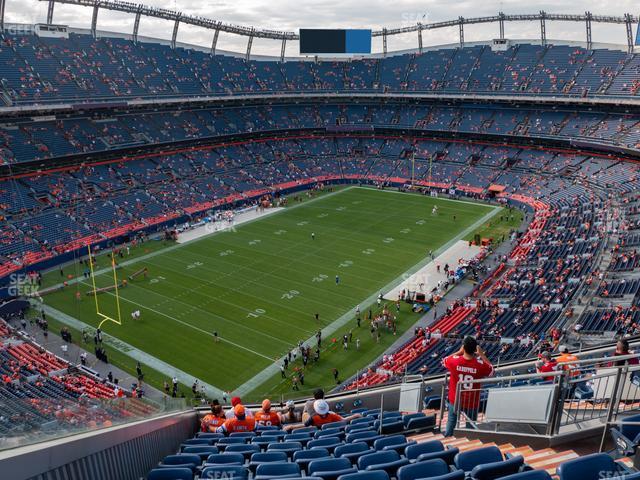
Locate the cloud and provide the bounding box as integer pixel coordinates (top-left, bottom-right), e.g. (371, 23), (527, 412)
(4, 0), (638, 56)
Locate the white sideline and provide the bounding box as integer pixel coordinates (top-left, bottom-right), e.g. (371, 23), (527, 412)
(176, 207), (285, 244)
(383, 240), (482, 301)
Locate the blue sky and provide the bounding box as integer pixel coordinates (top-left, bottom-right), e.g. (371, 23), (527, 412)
(6, 0), (639, 55)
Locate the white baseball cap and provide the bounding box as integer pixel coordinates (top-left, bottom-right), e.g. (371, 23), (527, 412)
(314, 399), (330, 415)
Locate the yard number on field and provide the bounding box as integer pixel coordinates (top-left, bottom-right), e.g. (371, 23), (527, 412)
(247, 308), (266, 318)
(187, 261), (204, 269)
(281, 290), (300, 300)
(312, 274), (328, 282)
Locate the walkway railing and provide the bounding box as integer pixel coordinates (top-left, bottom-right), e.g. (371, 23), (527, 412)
(444, 352), (640, 439)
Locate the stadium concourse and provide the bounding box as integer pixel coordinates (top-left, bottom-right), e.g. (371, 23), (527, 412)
(3, 10), (640, 480)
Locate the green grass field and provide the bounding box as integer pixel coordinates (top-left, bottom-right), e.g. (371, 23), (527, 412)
(39, 187), (510, 401)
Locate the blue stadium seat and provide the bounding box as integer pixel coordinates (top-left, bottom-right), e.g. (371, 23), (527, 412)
(291, 426), (318, 434)
(266, 441), (303, 458)
(610, 413), (640, 457)
(230, 432), (257, 440)
(293, 447), (330, 473)
(470, 455), (524, 480)
(285, 433), (313, 445)
(255, 426), (280, 433)
(147, 467), (193, 480)
(197, 432), (224, 439)
(322, 421), (349, 430)
(181, 445), (219, 461)
(204, 452), (245, 465)
(308, 457), (358, 480)
(200, 465), (248, 480)
(357, 450), (410, 475)
(248, 451), (288, 474)
(308, 436), (343, 453)
(316, 428), (345, 440)
(224, 443), (260, 459)
(499, 471), (553, 480)
(397, 459), (450, 480)
(556, 453), (640, 480)
(334, 442), (373, 464)
(404, 440), (444, 462)
(455, 446), (504, 471)
(346, 430), (382, 446)
(216, 437), (246, 450)
(373, 434), (416, 453)
(373, 418), (405, 435)
(180, 438), (213, 451)
(403, 413), (436, 431)
(254, 462), (301, 480)
(157, 454), (201, 472)
(411, 446), (459, 466)
(338, 471), (390, 480)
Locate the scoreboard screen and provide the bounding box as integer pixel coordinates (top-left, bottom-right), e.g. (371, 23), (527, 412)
(299, 29), (371, 55)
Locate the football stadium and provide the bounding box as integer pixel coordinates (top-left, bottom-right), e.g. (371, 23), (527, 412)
(2, 0), (640, 478)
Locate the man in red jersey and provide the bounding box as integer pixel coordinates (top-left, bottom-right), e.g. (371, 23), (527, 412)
(442, 336), (493, 437)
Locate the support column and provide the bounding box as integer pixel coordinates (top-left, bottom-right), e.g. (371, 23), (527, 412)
(499, 12), (505, 39)
(171, 14), (181, 49)
(0, 0), (6, 31)
(91, 1), (100, 39)
(47, 0), (55, 25)
(382, 28), (388, 56)
(280, 37), (287, 62)
(418, 24), (423, 53)
(540, 10), (547, 46)
(459, 17), (464, 47)
(625, 13), (634, 53)
(210, 24), (220, 56)
(132, 7), (142, 44)
(246, 28), (254, 61)
(585, 11), (593, 50)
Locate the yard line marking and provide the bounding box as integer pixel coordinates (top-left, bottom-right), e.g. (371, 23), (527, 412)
(233, 204), (503, 396)
(44, 186), (357, 290)
(35, 302), (228, 399)
(78, 280), (275, 362)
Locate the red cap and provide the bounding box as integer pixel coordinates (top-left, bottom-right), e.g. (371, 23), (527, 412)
(231, 396), (242, 407)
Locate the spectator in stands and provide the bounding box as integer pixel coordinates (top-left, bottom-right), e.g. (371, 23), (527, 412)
(217, 404), (256, 434)
(303, 400), (361, 428)
(254, 399), (281, 427)
(536, 351), (558, 381)
(557, 345), (580, 376)
(225, 396), (253, 419)
(610, 339), (640, 367)
(442, 336), (494, 437)
(201, 400), (225, 432)
(280, 400), (302, 428)
(302, 388), (325, 422)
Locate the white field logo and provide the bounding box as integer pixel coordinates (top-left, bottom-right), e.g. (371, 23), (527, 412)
(8, 273), (40, 299)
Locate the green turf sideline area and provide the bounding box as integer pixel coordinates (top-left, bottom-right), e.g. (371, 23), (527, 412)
(40, 187), (502, 399)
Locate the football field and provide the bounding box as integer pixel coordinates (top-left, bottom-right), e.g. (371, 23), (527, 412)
(41, 187), (505, 399)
